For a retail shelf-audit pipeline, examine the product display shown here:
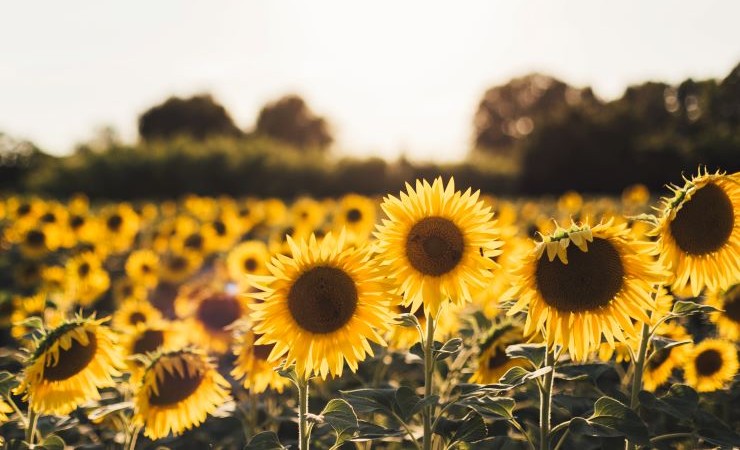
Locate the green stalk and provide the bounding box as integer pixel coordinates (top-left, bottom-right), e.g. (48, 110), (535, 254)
(422, 314), (436, 450)
(539, 347), (555, 450)
(26, 407), (38, 446)
(625, 321), (650, 450)
(297, 376), (310, 450)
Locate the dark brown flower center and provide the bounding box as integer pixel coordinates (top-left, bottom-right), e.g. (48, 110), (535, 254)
(669, 183), (734, 255)
(26, 230), (46, 247)
(17, 204), (31, 216)
(40, 212), (57, 223)
(252, 334), (274, 361)
(535, 237), (625, 313)
(133, 329), (165, 355)
(288, 266), (358, 333)
(695, 348), (723, 376)
(107, 214), (123, 231)
(722, 285), (740, 323)
(168, 255), (188, 272)
(244, 257), (258, 272)
(487, 348), (510, 369)
(346, 208), (362, 223)
(44, 331), (97, 381)
(78, 262), (91, 277)
(647, 348), (672, 370)
(213, 220), (227, 236)
(148, 363), (204, 406)
(196, 294), (242, 331)
(405, 217), (465, 276)
(70, 215), (85, 229)
(184, 233), (204, 251)
(129, 311), (147, 325)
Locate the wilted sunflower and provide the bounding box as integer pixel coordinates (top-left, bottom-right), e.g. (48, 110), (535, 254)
(507, 220), (665, 361)
(705, 283), (740, 340)
(684, 339), (738, 392)
(249, 231), (396, 379)
(133, 347), (232, 439)
(231, 329), (291, 394)
(470, 322), (528, 384)
(642, 322), (693, 392)
(125, 250), (160, 288)
(227, 241), (271, 284)
(375, 177), (501, 317)
(14, 315), (124, 415)
(653, 169), (739, 296)
(64, 252), (110, 306)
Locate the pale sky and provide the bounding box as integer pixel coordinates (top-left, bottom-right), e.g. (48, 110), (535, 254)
(1, 1), (739, 162)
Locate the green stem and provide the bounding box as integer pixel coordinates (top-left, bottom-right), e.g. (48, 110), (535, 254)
(26, 407), (38, 446)
(422, 314), (436, 450)
(2, 394), (29, 428)
(539, 347), (555, 450)
(127, 424), (142, 450)
(391, 411), (422, 450)
(553, 429), (570, 450)
(626, 321), (650, 450)
(650, 432), (693, 444)
(509, 418), (536, 450)
(297, 377), (310, 450)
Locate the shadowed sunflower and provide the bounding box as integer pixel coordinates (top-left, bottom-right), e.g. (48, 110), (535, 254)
(14, 315), (124, 415)
(231, 328), (291, 394)
(506, 220), (666, 361)
(684, 339), (738, 392)
(470, 322), (528, 384)
(176, 290), (248, 354)
(705, 283), (740, 340)
(653, 169), (740, 296)
(375, 177), (501, 317)
(249, 231), (396, 379)
(133, 347), (232, 439)
(642, 322), (693, 392)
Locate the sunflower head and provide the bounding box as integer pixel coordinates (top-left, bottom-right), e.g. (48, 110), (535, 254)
(176, 289), (248, 354)
(227, 240), (270, 284)
(15, 314), (124, 415)
(231, 327), (291, 394)
(249, 231), (397, 379)
(133, 347), (232, 439)
(705, 283), (740, 340)
(470, 322), (528, 384)
(125, 250), (160, 288)
(653, 168), (739, 296)
(507, 220), (665, 361)
(642, 322), (693, 392)
(374, 177), (502, 318)
(684, 339), (738, 392)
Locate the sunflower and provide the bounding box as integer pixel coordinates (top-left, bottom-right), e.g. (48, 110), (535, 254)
(64, 252), (111, 306)
(375, 177), (501, 318)
(332, 193), (377, 242)
(99, 203), (140, 253)
(249, 231), (396, 379)
(160, 250), (203, 284)
(705, 283), (740, 340)
(16, 224), (63, 259)
(112, 298), (163, 331)
(121, 321), (185, 358)
(172, 230), (214, 257)
(10, 293), (63, 341)
(388, 302), (462, 350)
(653, 169), (740, 297)
(231, 329), (291, 394)
(112, 277), (149, 305)
(226, 240), (271, 285)
(125, 249), (160, 288)
(133, 347), (232, 439)
(506, 220), (666, 361)
(203, 212), (241, 252)
(684, 339), (738, 392)
(0, 398), (12, 423)
(642, 322), (693, 392)
(176, 290), (249, 354)
(14, 315), (124, 415)
(291, 197), (326, 231)
(470, 322), (528, 384)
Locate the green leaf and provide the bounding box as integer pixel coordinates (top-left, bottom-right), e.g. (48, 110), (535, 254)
(638, 384), (698, 420)
(460, 396), (515, 420)
(394, 386), (437, 422)
(555, 363), (614, 382)
(20, 316), (44, 332)
(461, 436), (523, 449)
(39, 435), (65, 450)
(452, 412), (487, 444)
(669, 300), (718, 317)
(341, 388), (396, 415)
(88, 401), (133, 421)
(0, 371), (19, 396)
(505, 343), (546, 368)
(351, 420), (406, 441)
(244, 431), (287, 450)
(320, 399), (359, 443)
(395, 313), (421, 329)
(693, 408), (740, 447)
(569, 416), (623, 438)
(435, 338), (463, 361)
(499, 366), (551, 388)
(585, 397), (650, 446)
(651, 335), (693, 353)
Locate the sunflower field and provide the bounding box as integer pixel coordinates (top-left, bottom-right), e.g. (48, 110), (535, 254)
(0, 168), (738, 450)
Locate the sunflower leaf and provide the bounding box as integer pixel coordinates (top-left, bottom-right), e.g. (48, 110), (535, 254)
(499, 366), (551, 388)
(350, 420), (406, 441)
(244, 431), (287, 450)
(692, 408), (740, 447)
(435, 338), (463, 361)
(39, 435), (65, 450)
(669, 300), (719, 317)
(578, 396), (650, 446)
(505, 343), (546, 368)
(395, 313), (421, 329)
(320, 399), (359, 444)
(20, 316), (44, 332)
(651, 336), (693, 353)
(340, 388), (396, 416)
(459, 396), (515, 420)
(451, 411), (488, 444)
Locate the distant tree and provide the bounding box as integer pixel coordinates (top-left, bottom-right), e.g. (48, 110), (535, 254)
(0, 133), (53, 191)
(138, 94), (242, 141)
(254, 95), (333, 150)
(472, 74), (600, 157)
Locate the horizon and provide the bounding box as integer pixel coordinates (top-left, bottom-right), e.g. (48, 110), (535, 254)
(2, 0), (739, 162)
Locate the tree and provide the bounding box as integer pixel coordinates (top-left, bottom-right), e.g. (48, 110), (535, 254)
(138, 94), (242, 141)
(254, 95), (333, 150)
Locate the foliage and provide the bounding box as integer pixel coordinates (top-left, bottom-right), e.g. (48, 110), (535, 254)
(138, 94), (243, 141)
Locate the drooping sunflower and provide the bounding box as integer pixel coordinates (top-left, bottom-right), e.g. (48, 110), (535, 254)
(125, 250), (160, 288)
(249, 231), (396, 379)
(133, 347), (232, 439)
(226, 240), (271, 284)
(642, 322), (693, 392)
(64, 252), (111, 306)
(684, 339), (738, 392)
(375, 177), (502, 317)
(470, 322), (529, 384)
(231, 328), (291, 394)
(653, 169), (740, 297)
(14, 315), (124, 415)
(705, 283), (740, 340)
(506, 220), (666, 361)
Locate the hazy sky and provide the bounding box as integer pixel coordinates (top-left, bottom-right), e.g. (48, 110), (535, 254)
(2, 1), (739, 162)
